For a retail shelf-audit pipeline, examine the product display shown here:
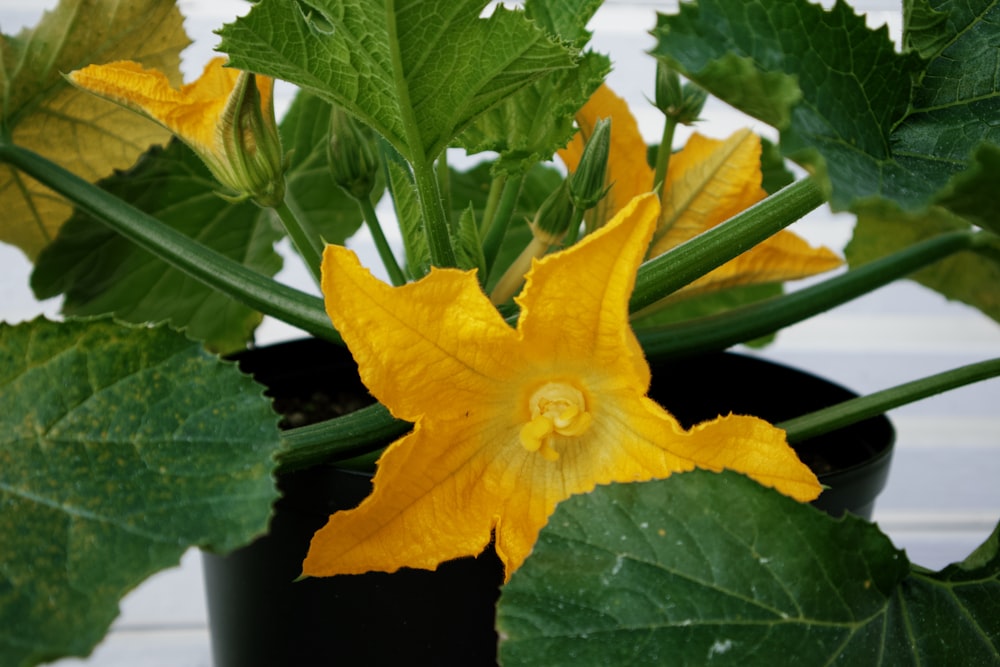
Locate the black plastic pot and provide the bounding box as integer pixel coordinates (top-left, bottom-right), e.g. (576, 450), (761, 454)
(202, 338), (893, 666)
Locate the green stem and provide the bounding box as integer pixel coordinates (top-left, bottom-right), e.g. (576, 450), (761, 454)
(653, 116), (678, 198)
(637, 229), (982, 359)
(0, 140), (340, 343)
(778, 358), (1000, 443)
(412, 153), (457, 267)
(482, 173), (523, 276)
(272, 197), (323, 286)
(358, 195), (406, 286)
(630, 176), (826, 313)
(276, 402), (408, 473)
(384, 8), (456, 268)
(479, 173), (506, 236)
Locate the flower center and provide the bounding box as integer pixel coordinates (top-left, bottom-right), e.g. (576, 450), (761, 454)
(519, 382), (592, 461)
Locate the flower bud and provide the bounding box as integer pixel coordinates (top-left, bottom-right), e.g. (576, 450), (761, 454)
(217, 71), (286, 207)
(654, 61), (708, 125)
(327, 106), (381, 200)
(532, 180), (574, 245)
(568, 117), (612, 211)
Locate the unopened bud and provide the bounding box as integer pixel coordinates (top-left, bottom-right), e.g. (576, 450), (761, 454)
(654, 61), (707, 125)
(327, 106), (380, 200)
(532, 180), (574, 245)
(218, 71), (286, 207)
(568, 117), (611, 211)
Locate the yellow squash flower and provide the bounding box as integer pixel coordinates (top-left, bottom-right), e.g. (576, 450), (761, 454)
(559, 85), (841, 299)
(68, 57), (285, 206)
(304, 192), (821, 581)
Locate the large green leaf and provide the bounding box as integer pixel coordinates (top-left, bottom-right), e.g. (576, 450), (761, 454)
(651, 0), (999, 220)
(0, 318), (280, 666)
(29, 92), (362, 353)
(216, 0), (579, 165)
(497, 470), (1000, 666)
(454, 0), (610, 175)
(0, 0), (188, 260)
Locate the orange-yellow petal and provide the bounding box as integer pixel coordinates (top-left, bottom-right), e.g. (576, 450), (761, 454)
(68, 57), (238, 156)
(558, 83), (654, 225)
(651, 129), (767, 256)
(518, 192), (659, 380)
(309, 191), (821, 583)
(322, 245), (520, 423)
(671, 230), (844, 300)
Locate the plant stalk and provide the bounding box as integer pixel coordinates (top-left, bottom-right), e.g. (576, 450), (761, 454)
(630, 176), (826, 313)
(358, 195), (406, 286)
(0, 140), (340, 343)
(272, 197), (324, 286)
(778, 358), (1000, 443)
(637, 230), (982, 359)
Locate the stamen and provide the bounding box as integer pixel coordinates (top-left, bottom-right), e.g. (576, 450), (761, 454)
(519, 381), (592, 459)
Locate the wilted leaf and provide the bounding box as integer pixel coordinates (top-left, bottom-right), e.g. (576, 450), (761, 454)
(0, 0), (189, 259)
(0, 318), (280, 666)
(217, 0), (579, 164)
(498, 470), (1000, 666)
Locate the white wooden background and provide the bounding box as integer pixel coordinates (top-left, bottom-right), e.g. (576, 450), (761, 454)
(1, 0), (998, 664)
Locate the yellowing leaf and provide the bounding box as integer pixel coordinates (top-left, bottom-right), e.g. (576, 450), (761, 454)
(0, 0), (189, 260)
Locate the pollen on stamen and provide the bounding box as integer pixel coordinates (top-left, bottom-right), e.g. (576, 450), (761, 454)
(519, 381), (592, 459)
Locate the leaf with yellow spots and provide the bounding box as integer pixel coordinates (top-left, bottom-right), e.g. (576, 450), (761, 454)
(0, 0), (189, 260)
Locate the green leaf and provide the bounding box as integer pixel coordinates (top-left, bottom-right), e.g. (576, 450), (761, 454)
(455, 203), (487, 276)
(0, 0), (189, 260)
(29, 140), (283, 354)
(0, 318), (280, 666)
(454, 0), (610, 175)
(456, 51), (610, 176)
(29, 92), (363, 353)
(651, 0), (1000, 219)
(846, 201), (1000, 325)
(497, 470), (1000, 665)
(217, 0), (579, 165)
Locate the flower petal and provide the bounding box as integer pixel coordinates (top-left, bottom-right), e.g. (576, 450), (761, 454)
(68, 57), (237, 156)
(671, 229), (843, 300)
(517, 193), (660, 382)
(651, 129), (767, 256)
(322, 244), (520, 422)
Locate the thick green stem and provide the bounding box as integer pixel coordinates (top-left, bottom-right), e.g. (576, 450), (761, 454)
(778, 358), (1000, 443)
(637, 230), (982, 359)
(276, 402), (408, 473)
(482, 173), (523, 276)
(0, 140), (340, 343)
(358, 195), (406, 286)
(272, 197), (323, 286)
(630, 176), (826, 313)
(412, 153), (457, 267)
